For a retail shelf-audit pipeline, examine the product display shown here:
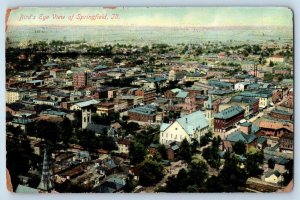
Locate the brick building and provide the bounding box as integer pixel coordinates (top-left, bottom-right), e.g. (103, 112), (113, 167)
(73, 72), (90, 89)
(96, 102), (115, 115)
(259, 121), (293, 137)
(272, 89), (283, 104)
(134, 88), (156, 104)
(128, 105), (157, 122)
(269, 109), (293, 121)
(214, 105), (245, 132)
(280, 132), (293, 153)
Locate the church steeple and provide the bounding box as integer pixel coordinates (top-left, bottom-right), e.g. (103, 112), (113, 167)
(205, 95), (214, 130)
(38, 149), (54, 192)
(206, 95), (213, 110)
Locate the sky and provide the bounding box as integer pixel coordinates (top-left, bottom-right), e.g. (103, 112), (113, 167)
(7, 7), (293, 27)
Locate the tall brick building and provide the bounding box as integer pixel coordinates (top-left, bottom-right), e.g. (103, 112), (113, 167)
(134, 88), (156, 105)
(73, 72), (90, 89)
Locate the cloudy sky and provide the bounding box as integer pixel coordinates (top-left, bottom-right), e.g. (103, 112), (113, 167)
(7, 7), (293, 27)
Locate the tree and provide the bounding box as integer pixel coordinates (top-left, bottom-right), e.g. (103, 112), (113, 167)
(200, 132), (212, 147)
(179, 139), (192, 163)
(123, 174), (135, 192)
(6, 136), (34, 190)
(219, 154), (248, 192)
(283, 160), (293, 186)
(233, 140), (246, 155)
(268, 158), (275, 169)
(191, 138), (199, 154)
(35, 120), (60, 145)
(60, 118), (73, 146)
(129, 141), (147, 165)
(157, 144), (168, 160)
(245, 149), (264, 177)
(139, 159), (164, 186)
(206, 175), (224, 192)
(188, 159), (208, 187)
(73, 110), (82, 128)
(202, 146), (221, 169)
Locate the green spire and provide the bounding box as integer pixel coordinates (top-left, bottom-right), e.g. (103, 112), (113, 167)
(38, 149), (54, 192)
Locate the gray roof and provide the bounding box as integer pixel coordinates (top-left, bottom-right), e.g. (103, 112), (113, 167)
(226, 131), (256, 144)
(16, 185), (38, 193)
(75, 99), (99, 108)
(86, 123), (109, 133)
(128, 105), (157, 116)
(176, 91), (189, 99)
(214, 105), (244, 120)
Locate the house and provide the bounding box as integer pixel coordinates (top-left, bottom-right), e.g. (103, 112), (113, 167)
(231, 96), (259, 116)
(267, 55), (285, 63)
(159, 110), (209, 145)
(148, 143), (159, 155)
(234, 82), (250, 91)
(117, 139), (131, 155)
(240, 90), (272, 108)
(49, 68), (66, 79)
(108, 122), (123, 138)
(214, 105), (245, 133)
(96, 176), (126, 193)
(95, 156), (118, 175)
(73, 151), (91, 163)
(242, 61), (256, 71)
(6, 88), (26, 103)
(225, 122), (259, 150)
(208, 80), (233, 89)
(11, 117), (34, 132)
(166, 142), (180, 161)
(264, 170), (284, 185)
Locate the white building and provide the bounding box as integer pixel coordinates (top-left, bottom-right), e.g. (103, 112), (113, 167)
(6, 89), (25, 104)
(234, 82), (250, 91)
(70, 99), (99, 111)
(264, 170), (284, 184)
(159, 110), (209, 145)
(82, 107), (92, 129)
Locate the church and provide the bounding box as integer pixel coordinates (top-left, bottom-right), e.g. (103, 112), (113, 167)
(159, 110), (209, 145)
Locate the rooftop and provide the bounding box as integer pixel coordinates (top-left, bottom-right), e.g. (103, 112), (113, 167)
(161, 110), (208, 136)
(128, 105), (157, 116)
(176, 91), (189, 99)
(226, 131), (256, 144)
(75, 99), (99, 108)
(214, 105), (244, 120)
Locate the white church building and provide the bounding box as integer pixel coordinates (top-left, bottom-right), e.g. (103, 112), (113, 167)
(159, 110), (209, 145)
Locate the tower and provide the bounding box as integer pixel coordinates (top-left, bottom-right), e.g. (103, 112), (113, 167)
(82, 106), (92, 129)
(38, 149), (54, 193)
(205, 95), (214, 130)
